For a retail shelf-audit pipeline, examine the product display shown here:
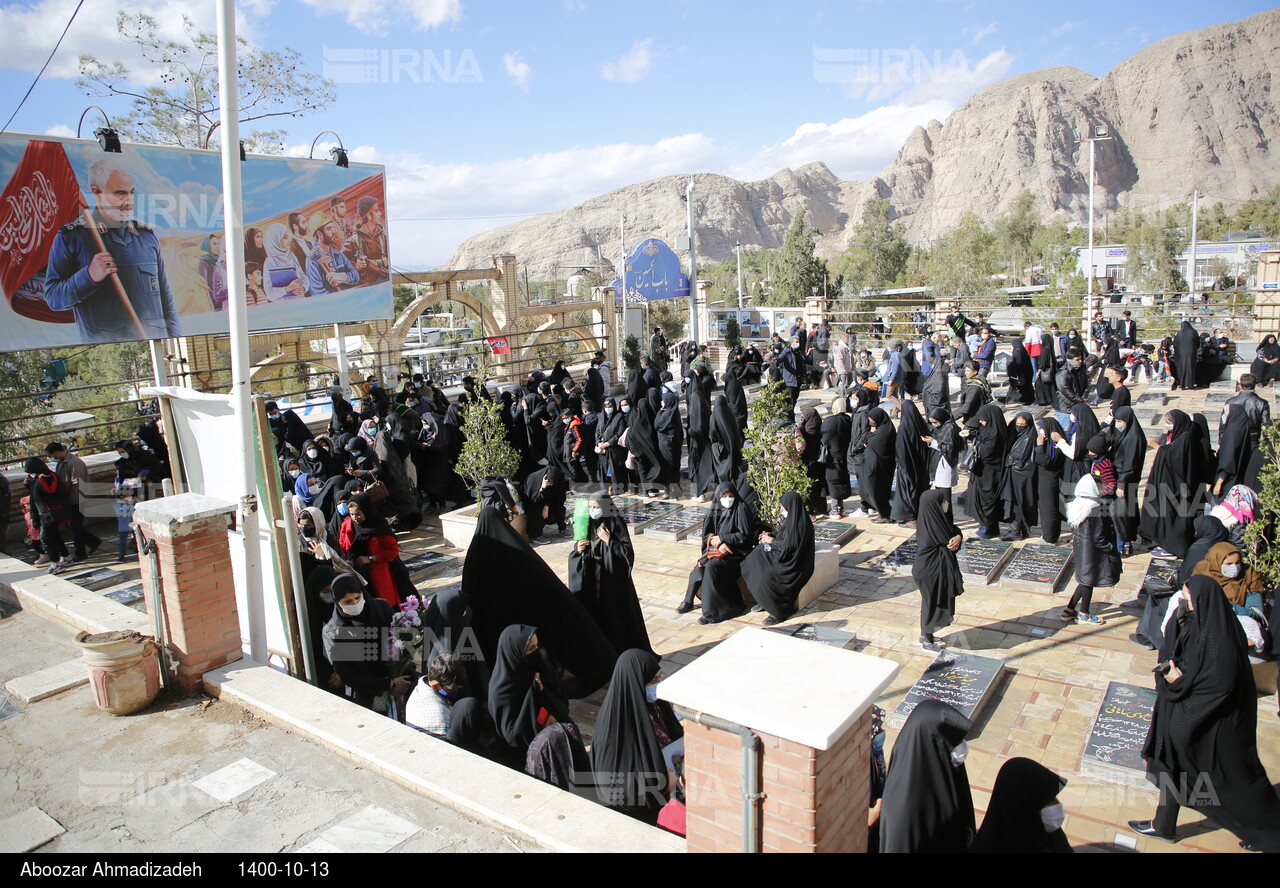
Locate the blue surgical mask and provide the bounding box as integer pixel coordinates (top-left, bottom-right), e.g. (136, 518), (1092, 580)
(645, 685), (659, 703)
(337, 503), (349, 516)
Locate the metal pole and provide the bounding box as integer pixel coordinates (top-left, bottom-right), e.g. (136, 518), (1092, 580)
(686, 177), (699, 343)
(216, 0), (266, 663)
(1189, 189), (1200, 297)
(736, 242), (744, 310)
(1085, 136), (1095, 337)
(333, 323), (350, 394)
(148, 340), (169, 387)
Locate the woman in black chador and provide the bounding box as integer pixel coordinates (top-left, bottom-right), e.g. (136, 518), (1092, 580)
(971, 758), (1073, 854)
(685, 373), (716, 500)
(1001, 412), (1037, 541)
(1139, 410), (1210, 559)
(741, 491), (815, 626)
(678, 481), (757, 624)
(965, 403), (1008, 539)
(913, 489), (964, 651)
(1131, 576), (1280, 851)
(1032, 417), (1067, 544)
(568, 495), (652, 656)
(891, 399), (929, 524)
(879, 699), (975, 853)
(1170, 320), (1200, 391)
(860, 407), (896, 522)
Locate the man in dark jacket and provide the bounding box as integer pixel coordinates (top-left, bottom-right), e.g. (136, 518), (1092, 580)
(1054, 349), (1089, 425)
(950, 336), (971, 380)
(1221, 374), (1271, 451)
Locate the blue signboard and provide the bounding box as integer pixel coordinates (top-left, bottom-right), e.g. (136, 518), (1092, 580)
(614, 238), (690, 303)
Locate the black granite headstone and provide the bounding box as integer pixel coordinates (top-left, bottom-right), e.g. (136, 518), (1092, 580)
(400, 551), (455, 575)
(66, 568), (124, 591)
(1081, 681), (1158, 787)
(643, 507), (708, 541)
(1141, 559), (1181, 595)
(1136, 392), (1169, 406)
(956, 538), (1015, 584)
(882, 535), (918, 572)
(1204, 392), (1230, 404)
(104, 583), (144, 606)
(770, 622), (858, 650)
(623, 501), (684, 530)
(1002, 543), (1074, 591)
(891, 651), (1006, 727)
(811, 520), (858, 548)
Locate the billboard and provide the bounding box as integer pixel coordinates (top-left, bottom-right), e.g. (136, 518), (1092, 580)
(0, 133), (393, 351)
(613, 237), (690, 303)
(709, 308), (803, 341)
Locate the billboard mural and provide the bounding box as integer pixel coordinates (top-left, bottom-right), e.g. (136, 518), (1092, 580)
(613, 237), (690, 303)
(710, 309), (804, 341)
(0, 133), (393, 351)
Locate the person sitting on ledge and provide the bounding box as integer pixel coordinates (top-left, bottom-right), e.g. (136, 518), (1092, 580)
(741, 491), (815, 626)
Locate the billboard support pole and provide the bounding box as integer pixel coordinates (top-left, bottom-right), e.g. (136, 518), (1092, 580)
(148, 339), (168, 386)
(334, 323), (350, 394)
(216, 0), (266, 663)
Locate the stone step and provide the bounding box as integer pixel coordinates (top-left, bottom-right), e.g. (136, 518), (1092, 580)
(4, 658), (89, 705)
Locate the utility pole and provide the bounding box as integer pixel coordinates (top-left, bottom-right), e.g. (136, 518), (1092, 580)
(686, 177), (699, 343)
(1188, 189), (1200, 296)
(1075, 122), (1113, 337)
(735, 241), (744, 310)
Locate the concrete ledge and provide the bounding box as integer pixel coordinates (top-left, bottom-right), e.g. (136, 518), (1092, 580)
(5, 658), (89, 704)
(0, 554), (149, 637)
(203, 660), (685, 854)
(798, 545), (841, 611)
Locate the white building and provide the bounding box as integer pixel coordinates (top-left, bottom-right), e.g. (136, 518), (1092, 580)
(1075, 236), (1276, 291)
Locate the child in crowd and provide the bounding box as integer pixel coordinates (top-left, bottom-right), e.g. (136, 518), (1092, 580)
(1156, 338), (1173, 382)
(1129, 344), (1154, 383)
(113, 488), (137, 563)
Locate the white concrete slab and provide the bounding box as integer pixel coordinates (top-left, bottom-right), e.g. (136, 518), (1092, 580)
(297, 836), (346, 854)
(797, 545), (840, 610)
(316, 806), (419, 853)
(0, 807), (66, 853)
(192, 757), (278, 803)
(658, 626), (901, 750)
(5, 658), (88, 704)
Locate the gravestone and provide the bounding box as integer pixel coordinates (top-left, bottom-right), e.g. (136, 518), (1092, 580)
(1001, 543), (1074, 592)
(1204, 392), (1230, 404)
(104, 583), (144, 606)
(1136, 392), (1169, 406)
(66, 568), (123, 592)
(811, 520), (859, 548)
(400, 550), (455, 576)
(956, 538), (1015, 585)
(795, 399), (820, 411)
(890, 651), (1006, 728)
(1148, 411), (1167, 428)
(609, 496), (643, 514)
(1081, 681), (1158, 788)
(1141, 559), (1181, 596)
(644, 507), (707, 542)
(622, 501), (684, 531)
(881, 535), (918, 573)
(769, 622), (858, 651)
(128, 600), (148, 614)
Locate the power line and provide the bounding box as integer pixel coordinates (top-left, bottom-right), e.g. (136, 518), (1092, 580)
(0, 0), (85, 136)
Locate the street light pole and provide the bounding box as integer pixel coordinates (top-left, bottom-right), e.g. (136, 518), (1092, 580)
(686, 177), (699, 343)
(735, 241), (744, 310)
(1075, 123), (1113, 339)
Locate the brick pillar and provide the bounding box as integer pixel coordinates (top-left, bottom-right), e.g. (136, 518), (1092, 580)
(133, 493), (242, 695)
(660, 628), (898, 854)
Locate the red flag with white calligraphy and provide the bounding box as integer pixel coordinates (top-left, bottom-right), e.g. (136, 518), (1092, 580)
(486, 336), (511, 355)
(0, 140), (83, 323)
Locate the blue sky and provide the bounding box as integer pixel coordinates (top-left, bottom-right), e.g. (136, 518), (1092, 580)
(0, 0), (1273, 268)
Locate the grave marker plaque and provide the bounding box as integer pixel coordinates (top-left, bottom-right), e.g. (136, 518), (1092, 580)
(400, 551), (455, 575)
(882, 535), (918, 572)
(1001, 543), (1074, 591)
(770, 622), (858, 650)
(811, 520), (859, 548)
(1204, 392), (1230, 404)
(1081, 681), (1158, 788)
(622, 501), (683, 531)
(66, 568), (123, 592)
(956, 538), (1015, 585)
(1141, 559), (1181, 595)
(1136, 392), (1169, 406)
(104, 583), (144, 606)
(643, 507), (708, 541)
(890, 651), (1006, 728)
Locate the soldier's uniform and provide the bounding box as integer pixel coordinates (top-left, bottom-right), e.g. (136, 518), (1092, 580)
(44, 213), (181, 342)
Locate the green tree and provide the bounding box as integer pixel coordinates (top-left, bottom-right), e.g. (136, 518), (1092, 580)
(836, 197), (912, 292)
(723, 315), (741, 350)
(1244, 422), (1280, 586)
(621, 335), (642, 372)
(1124, 208), (1188, 293)
(768, 210), (826, 307)
(743, 381), (811, 528)
(78, 13), (334, 153)
(927, 212), (1001, 305)
(1230, 185), (1280, 238)
(995, 190), (1042, 281)
(649, 301), (687, 343)
(455, 365), (519, 499)
(0, 350), (59, 465)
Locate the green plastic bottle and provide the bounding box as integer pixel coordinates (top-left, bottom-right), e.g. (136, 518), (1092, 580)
(573, 497), (592, 541)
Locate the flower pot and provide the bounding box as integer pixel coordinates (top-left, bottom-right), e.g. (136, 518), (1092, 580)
(74, 630), (162, 716)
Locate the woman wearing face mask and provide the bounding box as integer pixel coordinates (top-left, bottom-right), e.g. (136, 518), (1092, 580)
(1191, 542), (1267, 623)
(741, 491), (815, 626)
(281, 456), (304, 494)
(1031, 418), (1067, 544)
(322, 574), (394, 710)
(860, 407), (897, 523)
(1107, 407), (1146, 556)
(1061, 470), (1119, 625)
(879, 699), (975, 853)
(920, 407), (962, 513)
(679, 482), (758, 624)
(965, 403), (1008, 539)
(1060, 402), (1101, 489)
(569, 496), (652, 654)
(298, 438), (339, 481)
(684, 375), (716, 502)
(1140, 410), (1209, 559)
(1000, 412), (1037, 541)
(597, 396), (633, 496)
(970, 758), (1073, 853)
(913, 489), (964, 651)
(1132, 576), (1280, 851)
(590, 650), (683, 824)
(891, 399), (930, 526)
(487, 625), (579, 764)
(337, 493), (413, 608)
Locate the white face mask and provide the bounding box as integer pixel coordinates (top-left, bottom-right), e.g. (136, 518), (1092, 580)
(1164, 423), (1175, 433)
(604, 407), (614, 415)
(781, 511), (788, 520)
(645, 685), (659, 704)
(1221, 562), (1242, 579)
(306, 449), (319, 458)
(720, 496), (735, 510)
(1040, 803), (1066, 832)
(288, 469), (300, 478)
(950, 740), (969, 767)
(621, 404), (631, 414)
(339, 598), (365, 617)
(1115, 422), (1127, 433)
(589, 507), (604, 520)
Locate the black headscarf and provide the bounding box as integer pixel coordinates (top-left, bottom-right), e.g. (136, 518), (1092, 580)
(1172, 320), (1200, 388)
(1108, 407), (1146, 483)
(487, 624), (571, 752)
(891, 399), (929, 522)
(862, 407), (897, 517)
(723, 370), (748, 430)
(710, 395), (744, 485)
(1063, 402), (1101, 487)
(913, 488), (964, 635)
(970, 758), (1072, 853)
(879, 699), (975, 853)
(965, 403), (1008, 528)
(589, 649), (682, 816)
(348, 493), (393, 541)
(464, 507), (618, 697)
(1177, 514), (1231, 586)
(741, 491), (815, 620)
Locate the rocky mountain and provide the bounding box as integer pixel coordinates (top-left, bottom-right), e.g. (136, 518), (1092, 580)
(446, 10), (1280, 278)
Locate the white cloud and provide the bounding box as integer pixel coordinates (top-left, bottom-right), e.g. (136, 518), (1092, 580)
(841, 46), (1014, 106)
(503, 52), (531, 92)
(563, 0), (586, 10)
(1052, 20), (1082, 38)
(964, 22), (998, 45)
(602, 38), (654, 83)
(295, 0), (462, 36)
(0, 0), (269, 83)
(44, 124), (75, 138)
